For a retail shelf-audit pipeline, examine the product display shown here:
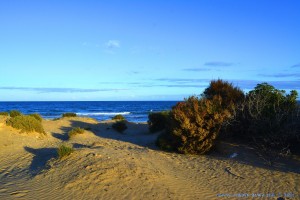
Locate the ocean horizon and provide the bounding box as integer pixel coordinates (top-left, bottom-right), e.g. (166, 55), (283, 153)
(0, 101), (179, 123)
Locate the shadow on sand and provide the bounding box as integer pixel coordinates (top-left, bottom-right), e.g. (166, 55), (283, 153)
(67, 119), (160, 150)
(51, 126), (74, 141)
(24, 146), (57, 176)
(49, 118), (300, 174)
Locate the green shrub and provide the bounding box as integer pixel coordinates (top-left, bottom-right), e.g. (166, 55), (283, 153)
(10, 110), (22, 117)
(157, 96), (232, 154)
(112, 121), (127, 133)
(62, 113), (77, 117)
(112, 114), (125, 120)
(230, 83), (299, 154)
(6, 115), (45, 134)
(57, 144), (74, 159)
(68, 127), (85, 139)
(148, 111), (170, 133)
(0, 112), (9, 116)
(29, 113), (43, 122)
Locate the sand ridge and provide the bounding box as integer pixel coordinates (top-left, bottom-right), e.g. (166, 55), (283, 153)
(0, 116), (299, 199)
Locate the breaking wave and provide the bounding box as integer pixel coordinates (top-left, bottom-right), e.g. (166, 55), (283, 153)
(76, 112), (131, 116)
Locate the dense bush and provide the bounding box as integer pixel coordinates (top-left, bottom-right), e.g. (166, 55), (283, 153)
(6, 115), (45, 134)
(112, 121), (127, 133)
(112, 114), (125, 120)
(29, 113), (43, 122)
(62, 113), (77, 117)
(157, 96), (232, 154)
(68, 127), (85, 139)
(57, 144), (74, 159)
(0, 112), (9, 116)
(230, 83), (299, 154)
(203, 79), (245, 109)
(148, 111), (170, 133)
(10, 110), (22, 117)
(155, 79), (299, 156)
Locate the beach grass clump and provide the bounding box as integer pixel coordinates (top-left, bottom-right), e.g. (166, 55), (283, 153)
(148, 111), (170, 133)
(112, 121), (127, 133)
(0, 112), (9, 116)
(9, 110), (22, 117)
(112, 114), (126, 121)
(68, 127), (85, 139)
(157, 95), (232, 154)
(29, 113), (43, 122)
(62, 112), (77, 117)
(6, 115), (45, 134)
(57, 144), (74, 159)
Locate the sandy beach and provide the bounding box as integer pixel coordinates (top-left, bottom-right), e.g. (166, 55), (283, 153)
(0, 116), (299, 200)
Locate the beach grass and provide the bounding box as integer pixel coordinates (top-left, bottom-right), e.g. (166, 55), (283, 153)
(112, 121), (127, 133)
(57, 144), (74, 159)
(6, 115), (45, 134)
(68, 127), (85, 139)
(29, 113), (43, 122)
(0, 112), (9, 116)
(112, 114), (126, 120)
(62, 113), (77, 117)
(9, 110), (22, 117)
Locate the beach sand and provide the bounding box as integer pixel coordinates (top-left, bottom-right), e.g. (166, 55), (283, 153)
(0, 116), (299, 200)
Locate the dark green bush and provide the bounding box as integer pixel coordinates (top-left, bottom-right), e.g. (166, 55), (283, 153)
(29, 113), (43, 122)
(68, 127), (85, 139)
(157, 96), (232, 154)
(6, 115), (45, 134)
(0, 112), (9, 116)
(57, 144), (74, 159)
(62, 113), (77, 117)
(148, 111), (170, 133)
(112, 121), (127, 133)
(10, 110), (22, 117)
(230, 83), (299, 154)
(112, 114), (125, 120)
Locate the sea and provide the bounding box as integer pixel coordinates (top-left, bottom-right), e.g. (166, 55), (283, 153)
(0, 101), (179, 123)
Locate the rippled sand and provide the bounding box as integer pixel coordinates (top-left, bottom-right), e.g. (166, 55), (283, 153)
(0, 116), (299, 199)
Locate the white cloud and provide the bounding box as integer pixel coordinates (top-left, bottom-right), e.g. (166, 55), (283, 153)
(105, 40), (120, 49)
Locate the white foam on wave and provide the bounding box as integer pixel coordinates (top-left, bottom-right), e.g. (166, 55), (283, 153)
(76, 112), (130, 116)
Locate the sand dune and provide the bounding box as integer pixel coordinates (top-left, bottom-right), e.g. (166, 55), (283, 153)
(0, 116), (299, 199)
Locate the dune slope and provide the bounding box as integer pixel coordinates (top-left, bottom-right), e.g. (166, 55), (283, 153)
(0, 117), (299, 200)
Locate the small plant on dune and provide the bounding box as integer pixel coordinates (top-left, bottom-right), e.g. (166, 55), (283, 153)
(10, 110), (22, 117)
(6, 115), (45, 134)
(29, 113), (43, 122)
(57, 144), (74, 159)
(112, 121), (127, 133)
(148, 111), (170, 133)
(68, 127), (85, 139)
(157, 95), (232, 154)
(0, 112), (9, 116)
(62, 112), (77, 117)
(112, 114), (126, 121)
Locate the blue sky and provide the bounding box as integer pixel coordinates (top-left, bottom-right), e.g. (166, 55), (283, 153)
(0, 0), (299, 101)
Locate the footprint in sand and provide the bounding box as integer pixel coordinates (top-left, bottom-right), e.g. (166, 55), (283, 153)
(10, 190), (29, 197)
(224, 166), (245, 179)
